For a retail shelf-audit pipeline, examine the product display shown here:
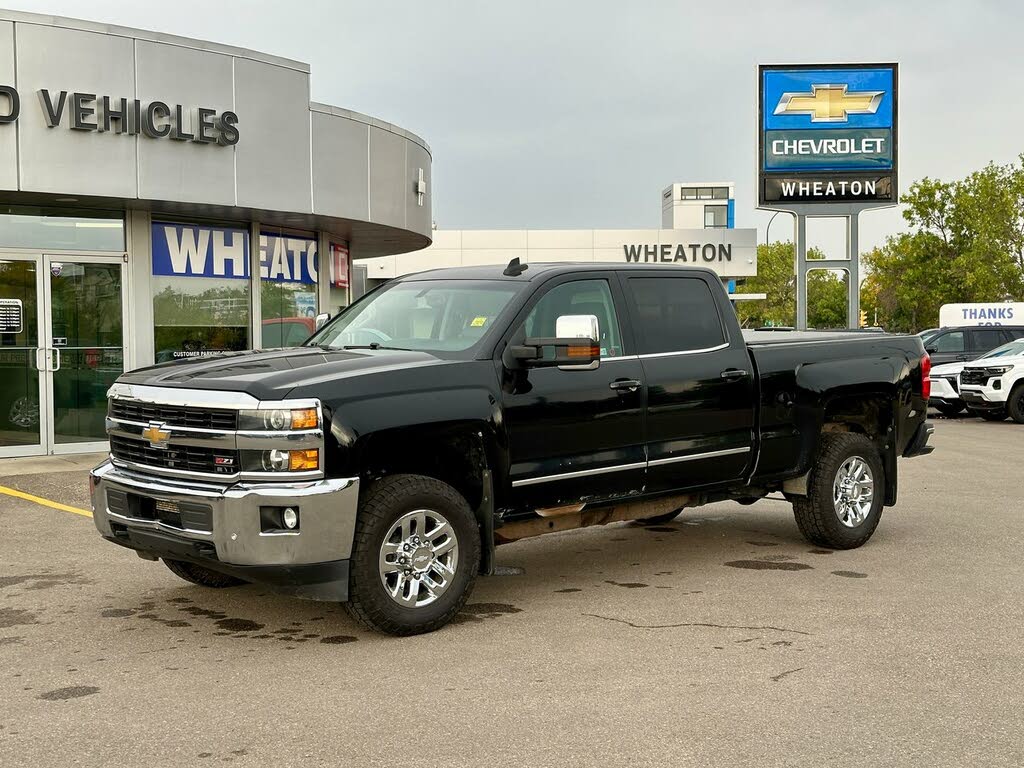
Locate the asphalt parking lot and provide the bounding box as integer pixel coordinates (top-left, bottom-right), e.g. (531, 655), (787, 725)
(1, 416), (1021, 767)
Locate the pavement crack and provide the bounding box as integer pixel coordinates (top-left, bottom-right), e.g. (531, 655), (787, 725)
(770, 667), (805, 682)
(582, 613), (812, 635)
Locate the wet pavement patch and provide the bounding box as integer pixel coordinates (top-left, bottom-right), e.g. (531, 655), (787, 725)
(214, 618), (264, 633)
(0, 636), (23, 646)
(39, 685), (100, 701)
(831, 570), (868, 579)
(320, 635), (358, 644)
(605, 580), (649, 589)
(0, 573), (88, 590)
(100, 608), (135, 618)
(453, 603), (523, 623)
(554, 588), (583, 593)
(0, 608), (39, 629)
(493, 565), (525, 576)
(746, 541), (780, 547)
(725, 560), (812, 572)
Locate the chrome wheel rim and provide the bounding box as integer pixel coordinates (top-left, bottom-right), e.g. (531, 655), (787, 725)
(378, 509), (459, 608)
(833, 456), (874, 528)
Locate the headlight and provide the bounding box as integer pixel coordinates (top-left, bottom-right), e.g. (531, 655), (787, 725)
(243, 448), (320, 472)
(238, 408), (319, 431)
(983, 365), (1013, 376)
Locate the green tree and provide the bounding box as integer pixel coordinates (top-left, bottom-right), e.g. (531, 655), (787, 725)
(735, 241), (849, 328)
(865, 156), (1024, 332)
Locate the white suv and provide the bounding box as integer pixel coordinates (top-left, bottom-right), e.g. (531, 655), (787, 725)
(957, 338), (1024, 422)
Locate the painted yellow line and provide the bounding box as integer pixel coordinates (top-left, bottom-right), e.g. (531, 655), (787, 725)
(0, 485), (93, 518)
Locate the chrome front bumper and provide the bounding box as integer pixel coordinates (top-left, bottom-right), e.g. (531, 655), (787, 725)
(90, 461), (359, 593)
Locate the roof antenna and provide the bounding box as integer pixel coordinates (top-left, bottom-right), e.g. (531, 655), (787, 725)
(503, 257), (529, 277)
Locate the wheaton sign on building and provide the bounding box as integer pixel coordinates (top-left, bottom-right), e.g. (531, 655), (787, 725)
(758, 63), (898, 205)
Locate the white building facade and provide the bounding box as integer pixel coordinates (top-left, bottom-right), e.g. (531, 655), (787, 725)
(357, 182), (756, 290)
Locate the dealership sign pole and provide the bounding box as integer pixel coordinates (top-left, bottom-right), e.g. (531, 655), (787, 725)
(758, 63), (898, 329)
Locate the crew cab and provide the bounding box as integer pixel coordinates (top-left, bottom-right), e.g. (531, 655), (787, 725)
(90, 263), (934, 635)
(957, 338), (1024, 422)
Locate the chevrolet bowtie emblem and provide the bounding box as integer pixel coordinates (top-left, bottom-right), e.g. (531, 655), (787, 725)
(141, 422), (171, 448)
(774, 84), (883, 123)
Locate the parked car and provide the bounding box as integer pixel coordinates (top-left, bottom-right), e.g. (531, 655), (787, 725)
(90, 263), (934, 635)
(922, 326), (1024, 366)
(928, 339), (1024, 416)
(958, 338), (1024, 422)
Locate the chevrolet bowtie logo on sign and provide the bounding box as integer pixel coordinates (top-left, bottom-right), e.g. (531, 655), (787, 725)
(142, 422), (171, 449)
(774, 84), (884, 123)
(758, 63), (898, 206)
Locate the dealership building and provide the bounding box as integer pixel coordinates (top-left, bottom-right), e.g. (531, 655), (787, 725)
(356, 181), (758, 294)
(0, 9), (433, 457)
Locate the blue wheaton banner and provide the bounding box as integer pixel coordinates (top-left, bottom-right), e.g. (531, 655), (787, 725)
(758, 63), (898, 205)
(151, 223), (319, 285)
(152, 222), (250, 280)
(259, 232), (318, 285)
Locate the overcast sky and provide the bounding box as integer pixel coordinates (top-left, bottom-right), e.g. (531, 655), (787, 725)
(6, 0), (1023, 256)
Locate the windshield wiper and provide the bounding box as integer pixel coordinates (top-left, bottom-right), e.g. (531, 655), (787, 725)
(340, 343), (411, 351)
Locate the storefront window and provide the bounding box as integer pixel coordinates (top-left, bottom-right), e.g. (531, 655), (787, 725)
(151, 221), (250, 363)
(327, 240), (351, 315)
(260, 230), (319, 348)
(0, 206), (124, 251)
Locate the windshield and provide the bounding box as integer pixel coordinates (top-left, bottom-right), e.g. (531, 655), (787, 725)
(309, 280), (519, 353)
(981, 339), (1024, 359)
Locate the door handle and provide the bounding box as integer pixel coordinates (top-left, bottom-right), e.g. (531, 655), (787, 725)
(720, 368), (748, 379)
(955, 355), (968, 361)
(35, 348), (46, 371)
(609, 379), (641, 393)
(51, 347), (61, 372)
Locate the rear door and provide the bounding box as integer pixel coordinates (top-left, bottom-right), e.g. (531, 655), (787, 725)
(499, 274), (647, 509)
(967, 328), (1009, 358)
(926, 329), (968, 365)
(619, 271), (754, 493)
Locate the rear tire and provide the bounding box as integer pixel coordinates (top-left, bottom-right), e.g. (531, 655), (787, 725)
(791, 432), (884, 550)
(972, 408), (1007, 422)
(1007, 385), (1024, 424)
(162, 559), (244, 588)
(344, 474), (480, 636)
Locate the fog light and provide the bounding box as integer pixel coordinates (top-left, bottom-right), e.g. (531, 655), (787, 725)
(282, 507), (299, 529)
(262, 449), (290, 471)
(289, 449), (319, 471)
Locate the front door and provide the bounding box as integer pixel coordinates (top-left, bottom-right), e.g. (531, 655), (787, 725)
(0, 254), (127, 456)
(499, 275), (646, 511)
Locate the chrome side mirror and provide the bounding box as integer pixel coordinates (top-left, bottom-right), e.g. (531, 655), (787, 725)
(555, 314), (600, 371)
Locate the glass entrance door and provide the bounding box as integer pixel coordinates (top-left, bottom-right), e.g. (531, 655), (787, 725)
(0, 255), (46, 456)
(45, 256), (126, 453)
(0, 253), (126, 457)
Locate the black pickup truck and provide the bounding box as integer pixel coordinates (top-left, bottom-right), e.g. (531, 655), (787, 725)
(90, 263), (934, 635)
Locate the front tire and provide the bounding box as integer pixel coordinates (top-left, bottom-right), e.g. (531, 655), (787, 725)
(162, 559), (244, 588)
(344, 474), (480, 636)
(791, 432), (884, 550)
(972, 408), (1007, 422)
(1007, 385), (1024, 424)
(934, 401), (964, 417)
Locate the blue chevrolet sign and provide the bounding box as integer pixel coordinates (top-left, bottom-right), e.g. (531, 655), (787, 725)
(758, 63), (898, 205)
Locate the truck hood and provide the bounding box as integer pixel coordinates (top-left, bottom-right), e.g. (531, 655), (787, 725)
(116, 346), (455, 401)
(962, 353), (1024, 370)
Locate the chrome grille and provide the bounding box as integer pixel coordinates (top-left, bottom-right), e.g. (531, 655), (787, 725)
(110, 400), (237, 430)
(110, 435), (238, 476)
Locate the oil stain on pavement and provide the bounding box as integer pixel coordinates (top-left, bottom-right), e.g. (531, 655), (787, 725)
(725, 560), (813, 571)
(38, 685), (100, 701)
